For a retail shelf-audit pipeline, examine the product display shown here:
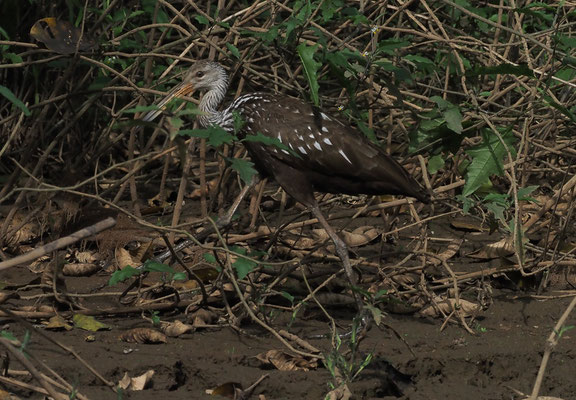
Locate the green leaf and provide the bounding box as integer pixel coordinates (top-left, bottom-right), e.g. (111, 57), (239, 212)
(226, 43), (241, 59)
(204, 253), (217, 264)
(356, 121), (377, 142)
(195, 15), (209, 25)
(73, 314), (110, 332)
(463, 131), (517, 197)
(517, 185), (539, 202)
(5, 53), (23, 63)
(542, 94), (576, 123)
(120, 105), (161, 114)
(149, 311), (161, 325)
(109, 266), (141, 286)
(470, 63), (535, 78)
(428, 154), (445, 174)
(0, 330), (17, 342)
(243, 132), (297, 155)
(485, 201), (507, 225)
(227, 157), (257, 184)
(0, 85), (30, 116)
(404, 54), (435, 66)
(431, 96), (463, 134)
(179, 126), (236, 146)
(232, 111), (245, 133)
(232, 257), (257, 280)
(142, 261), (175, 273)
(297, 43), (321, 106)
(173, 272), (187, 281)
(377, 39), (410, 54)
(281, 291), (295, 303)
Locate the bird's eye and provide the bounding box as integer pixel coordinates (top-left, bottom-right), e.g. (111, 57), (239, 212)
(196, 71), (205, 78)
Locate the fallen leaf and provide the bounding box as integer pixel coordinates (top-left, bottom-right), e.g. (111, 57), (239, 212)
(206, 382), (242, 398)
(188, 179), (219, 199)
(74, 250), (99, 263)
(468, 237), (515, 259)
(115, 247), (139, 269)
(173, 279), (199, 290)
(254, 350), (318, 371)
(62, 263), (101, 276)
(0, 292), (19, 305)
(429, 239), (463, 265)
(325, 384), (352, 400)
(118, 370), (155, 391)
(189, 308), (218, 329)
(0, 389), (21, 400)
(44, 315), (72, 331)
(73, 314), (110, 332)
(450, 217), (488, 232)
(120, 328), (167, 344)
(162, 320), (193, 337)
(311, 226), (379, 248)
(419, 299), (482, 318)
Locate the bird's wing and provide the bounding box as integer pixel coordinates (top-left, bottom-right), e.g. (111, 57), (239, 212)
(240, 94), (401, 181)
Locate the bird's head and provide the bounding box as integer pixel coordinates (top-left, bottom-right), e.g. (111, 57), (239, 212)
(182, 60), (228, 92)
(142, 60), (228, 122)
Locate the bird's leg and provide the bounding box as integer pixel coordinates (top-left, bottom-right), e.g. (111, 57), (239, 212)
(216, 175), (259, 230)
(249, 178), (267, 229)
(309, 203), (363, 312)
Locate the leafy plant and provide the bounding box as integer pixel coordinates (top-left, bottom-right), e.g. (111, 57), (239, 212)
(323, 315), (373, 392)
(109, 260), (186, 286)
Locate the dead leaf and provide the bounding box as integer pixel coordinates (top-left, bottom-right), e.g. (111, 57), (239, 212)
(28, 255), (51, 273)
(120, 328), (167, 344)
(62, 263), (101, 276)
(468, 238), (515, 259)
(30, 18), (97, 54)
(206, 382), (243, 398)
(118, 370), (155, 391)
(162, 320), (193, 337)
(173, 279), (199, 290)
(188, 179), (219, 199)
(1, 212), (41, 248)
(419, 299), (482, 318)
(0, 389), (21, 400)
(254, 350), (318, 371)
(450, 217), (488, 232)
(189, 308), (218, 328)
(115, 247), (139, 269)
(429, 239), (463, 266)
(311, 226), (379, 248)
(0, 292), (19, 305)
(19, 305), (53, 313)
(391, 273), (420, 286)
(342, 226), (380, 247)
(74, 250), (99, 264)
(325, 384), (352, 400)
(44, 315), (72, 331)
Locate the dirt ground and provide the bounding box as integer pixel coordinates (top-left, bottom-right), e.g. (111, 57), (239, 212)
(1, 206), (575, 400)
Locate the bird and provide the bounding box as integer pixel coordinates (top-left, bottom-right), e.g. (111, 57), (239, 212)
(142, 60), (430, 311)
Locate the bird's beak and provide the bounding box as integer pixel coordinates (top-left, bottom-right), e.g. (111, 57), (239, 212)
(141, 82), (195, 122)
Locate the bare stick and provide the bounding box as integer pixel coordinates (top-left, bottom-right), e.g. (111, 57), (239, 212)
(0, 338), (66, 400)
(529, 295), (576, 400)
(0, 217), (116, 270)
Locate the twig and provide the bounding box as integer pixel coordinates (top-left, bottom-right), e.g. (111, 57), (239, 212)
(0, 217), (117, 270)
(529, 295), (576, 400)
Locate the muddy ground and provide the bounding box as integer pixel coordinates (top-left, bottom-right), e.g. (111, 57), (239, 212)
(1, 205), (575, 400)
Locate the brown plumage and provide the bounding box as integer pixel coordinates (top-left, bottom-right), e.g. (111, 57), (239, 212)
(232, 93), (430, 207)
(143, 60), (430, 311)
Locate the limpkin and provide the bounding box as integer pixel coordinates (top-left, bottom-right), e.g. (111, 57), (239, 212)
(143, 60), (430, 311)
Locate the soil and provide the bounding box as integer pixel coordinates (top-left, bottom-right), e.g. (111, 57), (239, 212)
(1, 204), (575, 400)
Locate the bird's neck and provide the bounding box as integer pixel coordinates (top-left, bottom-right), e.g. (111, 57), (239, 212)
(198, 71), (234, 131)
